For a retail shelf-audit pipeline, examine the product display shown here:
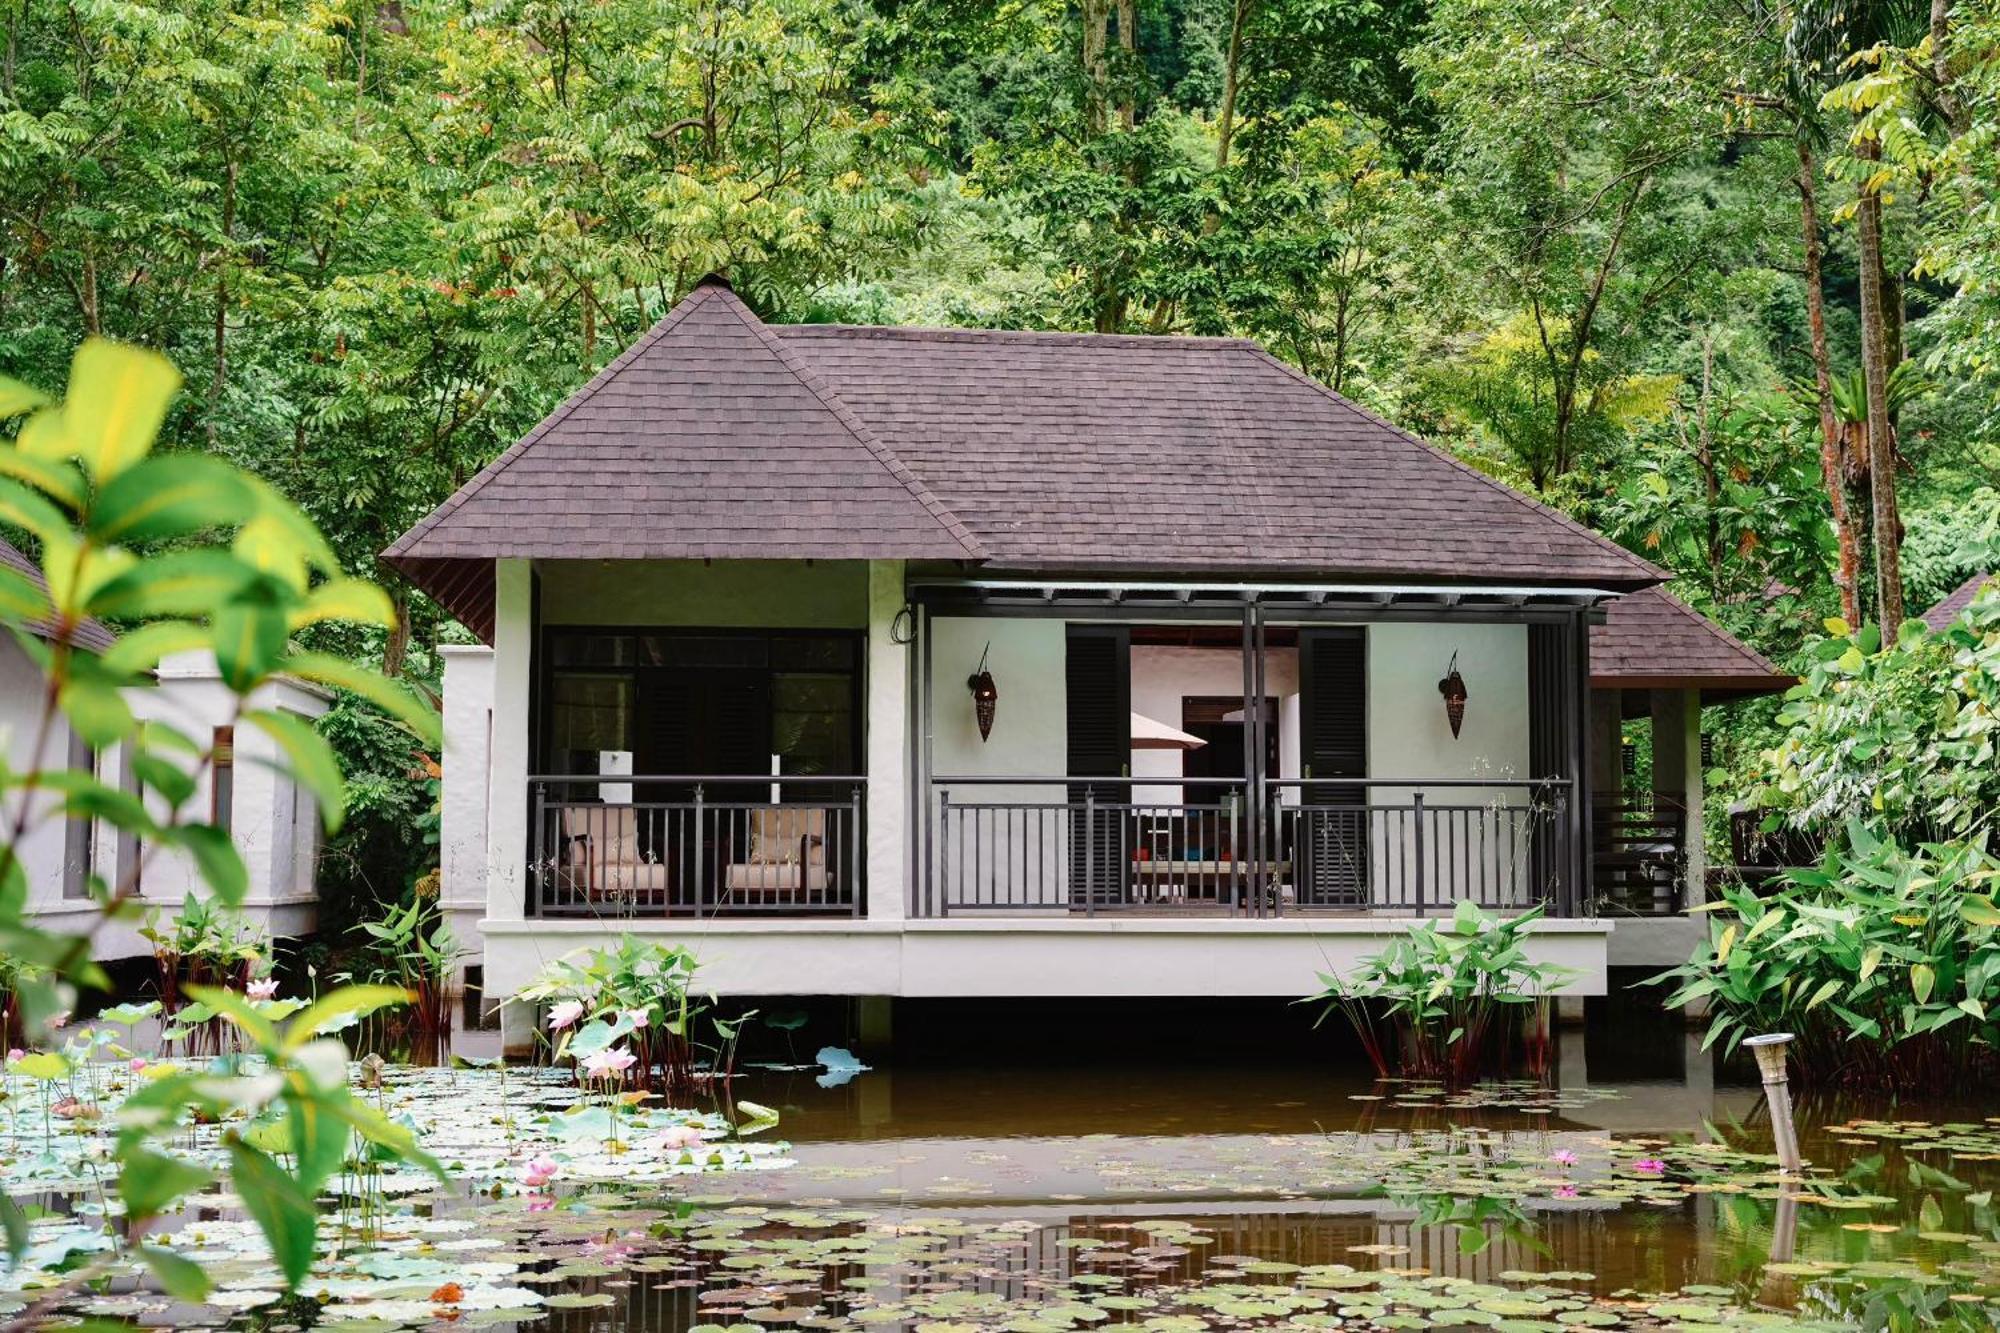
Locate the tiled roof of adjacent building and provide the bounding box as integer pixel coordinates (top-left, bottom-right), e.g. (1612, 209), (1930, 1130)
(1921, 571), (1995, 631)
(0, 535), (115, 653)
(1590, 585), (1792, 695)
(385, 277), (1667, 636)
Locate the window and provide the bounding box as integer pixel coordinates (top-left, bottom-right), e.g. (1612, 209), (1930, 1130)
(211, 726), (234, 831)
(548, 674), (635, 773)
(773, 673), (855, 778)
(540, 629), (862, 782)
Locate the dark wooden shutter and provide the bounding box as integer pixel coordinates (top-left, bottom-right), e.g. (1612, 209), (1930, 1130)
(1066, 626), (1130, 907)
(1527, 622), (1568, 904)
(1298, 628), (1368, 906)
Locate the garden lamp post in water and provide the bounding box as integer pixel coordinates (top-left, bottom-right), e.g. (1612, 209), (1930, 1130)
(1744, 1032), (1802, 1173)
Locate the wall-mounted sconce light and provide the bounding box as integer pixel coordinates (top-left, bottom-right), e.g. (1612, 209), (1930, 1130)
(1438, 651), (1467, 738)
(889, 605), (916, 644)
(967, 642), (998, 742)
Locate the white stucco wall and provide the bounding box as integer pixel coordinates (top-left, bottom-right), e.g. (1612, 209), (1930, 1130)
(1366, 622), (1535, 905)
(10, 647), (330, 961)
(3, 634), (80, 915)
(925, 616), (1069, 906)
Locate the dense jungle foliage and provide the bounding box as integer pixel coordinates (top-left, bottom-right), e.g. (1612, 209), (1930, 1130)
(4, 0), (1999, 926)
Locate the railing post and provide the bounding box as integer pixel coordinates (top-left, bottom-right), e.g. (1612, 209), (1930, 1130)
(936, 788), (950, 918)
(530, 781), (546, 918)
(849, 785), (863, 918)
(1412, 790), (1426, 916)
(1084, 785), (1096, 918)
(693, 783), (706, 916)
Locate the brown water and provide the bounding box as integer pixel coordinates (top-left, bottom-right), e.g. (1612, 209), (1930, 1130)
(19, 1020), (1999, 1330)
(477, 1029), (2000, 1332)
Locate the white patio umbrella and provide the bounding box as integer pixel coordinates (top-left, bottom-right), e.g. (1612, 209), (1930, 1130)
(1130, 711), (1207, 750)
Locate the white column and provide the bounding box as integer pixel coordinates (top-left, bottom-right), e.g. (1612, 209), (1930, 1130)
(1650, 687), (1705, 907)
(486, 559), (533, 924)
(440, 644), (495, 974)
(864, 560), (908, 921)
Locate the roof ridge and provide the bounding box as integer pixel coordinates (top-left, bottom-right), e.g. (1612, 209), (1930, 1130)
(773, 323), (1261, 351)
(384, 286), (724, 559)
(729, 301), (986, 560)
(1651, 584), (1784, 674)
(1234, 343), (1668, 586)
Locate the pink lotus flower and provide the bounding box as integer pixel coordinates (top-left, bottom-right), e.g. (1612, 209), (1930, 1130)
(1549, 1149), (1578, 1167)
(655, 1124), (706, 1151)
(518, 1155), (559, 1189)
(6, 1049), (23, 1063)
(129, 1057), (147, 1072)
(581, 1046), (637, 1081)
(1633, 1158), (1666, 1174)
(1555, 1185), (1579, 1200)
(247, 978), (280, 1001)
(548, 1000), (585, 1030)
(622, 1008), (650, 1030)
(527, 1193), (555, 1212)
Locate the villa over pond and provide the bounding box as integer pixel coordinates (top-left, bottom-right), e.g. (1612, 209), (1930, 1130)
(386, 277), (1792, 1020)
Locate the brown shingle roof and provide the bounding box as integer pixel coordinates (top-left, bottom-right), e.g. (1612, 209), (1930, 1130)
(1922, 571), (1994, 631)
(0, 535), (115, 653)
(385, 281), (979, 567)
(387, 280), (1667, 635)
(775, 325), (1661, 584)
(1590, 585), (1791, 696)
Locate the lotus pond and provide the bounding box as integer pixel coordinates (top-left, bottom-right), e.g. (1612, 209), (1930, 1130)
(5, 1027), (2000, 1332)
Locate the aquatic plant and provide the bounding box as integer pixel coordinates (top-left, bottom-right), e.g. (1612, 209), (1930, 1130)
(519, 937), (753, 1100)
(345, 895), (463, 1053)
(140, 891), (264, 1053)
(1308, 900), (1574, 1084)
(0, 339), (442, 1300)
(1646, 820), (2000, 1090)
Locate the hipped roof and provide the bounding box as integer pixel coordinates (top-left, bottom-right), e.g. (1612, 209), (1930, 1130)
(1590, 585), (1793, 697)
(386, 278), (1667, 638)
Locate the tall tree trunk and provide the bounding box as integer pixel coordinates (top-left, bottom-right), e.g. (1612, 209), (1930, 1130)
(1114, 0), (1135, 131)
(1797, 140), (1862, 627)
(1932, 0), (1966, 132)
(1081, 0), (1110, 137)
(1695, 330), (1722, 588)
(209, 154), (237, 447)
(382, 586), (411, 679)
(1214, 0), (1251, 169)
(1854, 137), (1905, 633)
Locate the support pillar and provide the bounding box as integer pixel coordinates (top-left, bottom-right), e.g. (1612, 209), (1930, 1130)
(487, 559), (534, 926)
(1650, 687), (1705, 908)
(865, 561), (909, 921)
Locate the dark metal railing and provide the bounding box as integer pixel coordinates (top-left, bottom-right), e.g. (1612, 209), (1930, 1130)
(528, 774), (865, 919)
(923, 776), (1576, 917)
(1591, 790), (1687, 915)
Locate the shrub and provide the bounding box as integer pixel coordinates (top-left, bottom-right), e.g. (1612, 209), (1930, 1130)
(1647, 821), (2000, 1089)
(1754, 587), (2000, 845)
(1307, 900), (1574, 1084)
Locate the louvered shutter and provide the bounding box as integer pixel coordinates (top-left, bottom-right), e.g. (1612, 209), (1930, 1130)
(1298, 628), (1368, 906)
(1066, 626), (1130, 907)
